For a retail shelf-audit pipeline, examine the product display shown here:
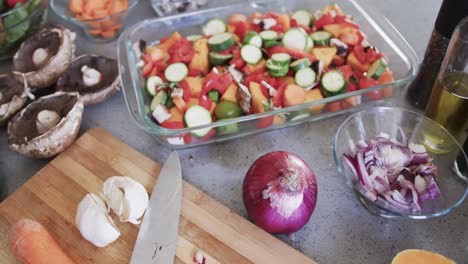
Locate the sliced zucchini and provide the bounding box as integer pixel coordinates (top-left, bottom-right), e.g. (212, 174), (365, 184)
(292, 9), (312, 27)
(306, 36), (314, 52)
(367, 58), (388, 80)
(164, 63), (188, 83)
(209, 52), (233, 65)
(243, 31), (263, 48)
(282, 28), (308, 51)
(260, 30), (279, 42)
(295, 67), (316, 88)
(187, 35), (203, 42)
(184, 105), (213, 138)
(264, 40), (282, 48)
(320, 70), (347, 97)
(310, 31), (332, 46)
(241, 44), (262, 65)
(146, 76), (164, 96)
(288, 109), (311, 121)
(202, 18), (227, 36)
(150, 91), (169, 111)
(290, 58), (311, 71)
(208, 32), (235, 52)
(266, 59), (289, 77)
(271, 53), (291, 66)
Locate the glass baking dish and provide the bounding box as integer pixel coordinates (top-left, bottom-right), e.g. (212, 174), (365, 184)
(118, 0), (418, 149)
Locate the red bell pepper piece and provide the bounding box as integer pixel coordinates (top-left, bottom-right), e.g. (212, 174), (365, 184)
(314, 13), (334, 29)
(334, 16), (360, 29)
(192, 128), (216, 142)
(290, 18), (298, 27)
(263, 12), (280, 19)
(168, 38), (195, 64)
(365, 48), (384, 64)
(338, 65), (354, 80)
(199, 95), (213, 110)
(180, 80), (191, 102)
(326, 101), (342, 112)
(160, 121), (185, 129)
(359, 76), (379, 89)
(272, 83), (287, 107)
(219, 45), (238, 55)
(359, 77), (384, 101)
(354, 44), (367, 64)
(189, 69), (204, 77)
(230, 48), (245, 69)
(269, 24), (284, 33)
(297, 25), (312, 35)
(142, 61), (153, 77)
(257, 116), (274, 129)
(234, 21), (248, 41)
(214, 72), (233, 95)
(202, 69), (220, 95)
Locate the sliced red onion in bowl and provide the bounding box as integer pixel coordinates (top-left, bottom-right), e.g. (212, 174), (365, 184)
(342, 130), (442, 214)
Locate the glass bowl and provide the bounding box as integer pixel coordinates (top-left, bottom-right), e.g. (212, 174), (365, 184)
(118, 0), (418, 149)
(50, 0), (139, 42)
(0, 0), (47, 60)
(333, 107), (468, 219)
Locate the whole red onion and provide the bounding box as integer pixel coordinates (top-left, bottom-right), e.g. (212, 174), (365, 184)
(242, 151), (318, 234)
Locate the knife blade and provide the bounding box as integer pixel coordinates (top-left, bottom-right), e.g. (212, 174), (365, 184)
(130, 151), (182, 264)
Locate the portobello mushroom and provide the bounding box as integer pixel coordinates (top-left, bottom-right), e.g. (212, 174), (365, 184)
(12, 26), (75, 90)
(0, 75), (27, 127)
(56, 54), (120, 105)
(7, 92), (83, 159)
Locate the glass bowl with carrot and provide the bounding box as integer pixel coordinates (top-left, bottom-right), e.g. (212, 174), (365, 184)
(50, 0), (139, 41)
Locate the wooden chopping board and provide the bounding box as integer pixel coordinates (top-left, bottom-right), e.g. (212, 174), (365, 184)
(0, 128), (315, 264)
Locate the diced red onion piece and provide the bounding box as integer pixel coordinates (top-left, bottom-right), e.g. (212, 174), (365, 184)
(425, 175), (441, 199)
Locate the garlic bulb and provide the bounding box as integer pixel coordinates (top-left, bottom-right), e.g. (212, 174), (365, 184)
(102, 176), (149, 224)
(36, 110), (61, 134)
(75, 193), (120, 247)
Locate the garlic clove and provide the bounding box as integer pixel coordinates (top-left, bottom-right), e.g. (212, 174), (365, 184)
(81, 65), (102, 87)
(32, 48), (50, 68)
(36, 110), (61, 135)
(102, 176), (149, 224)
(76, 193), (120, 247)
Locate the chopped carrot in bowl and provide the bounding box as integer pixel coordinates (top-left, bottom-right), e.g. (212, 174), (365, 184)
(68, 0), (128, 39)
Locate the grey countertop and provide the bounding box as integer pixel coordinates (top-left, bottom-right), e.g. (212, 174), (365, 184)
(1, 0), (467, 263)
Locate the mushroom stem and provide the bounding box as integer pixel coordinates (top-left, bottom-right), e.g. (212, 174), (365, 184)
(36, 110), (61, 134)
(81, 65), (102, 87)
(0, 91), (3, 102)
(32, 48), (50, 68)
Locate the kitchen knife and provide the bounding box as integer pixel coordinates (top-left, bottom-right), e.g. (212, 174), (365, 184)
(130, 151), (182, 264)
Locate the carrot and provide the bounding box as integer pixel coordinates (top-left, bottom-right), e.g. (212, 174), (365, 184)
(100, 30), (117, 38)
(84, 0), (106, 12)
(9, 219), (75, 264)
(88, 29), (102, 36)
(69, 0), (83, 14)
(283, 84), (305, 107)
(173, 96), (188, 113)
(91, 9), (109, 19)
(166, 107), (184, 123)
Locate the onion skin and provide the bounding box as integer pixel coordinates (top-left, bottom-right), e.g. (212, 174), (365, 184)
(242, 151), (318, 234)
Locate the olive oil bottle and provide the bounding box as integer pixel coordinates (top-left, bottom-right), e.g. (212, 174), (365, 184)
(425, 72), (468, 149)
